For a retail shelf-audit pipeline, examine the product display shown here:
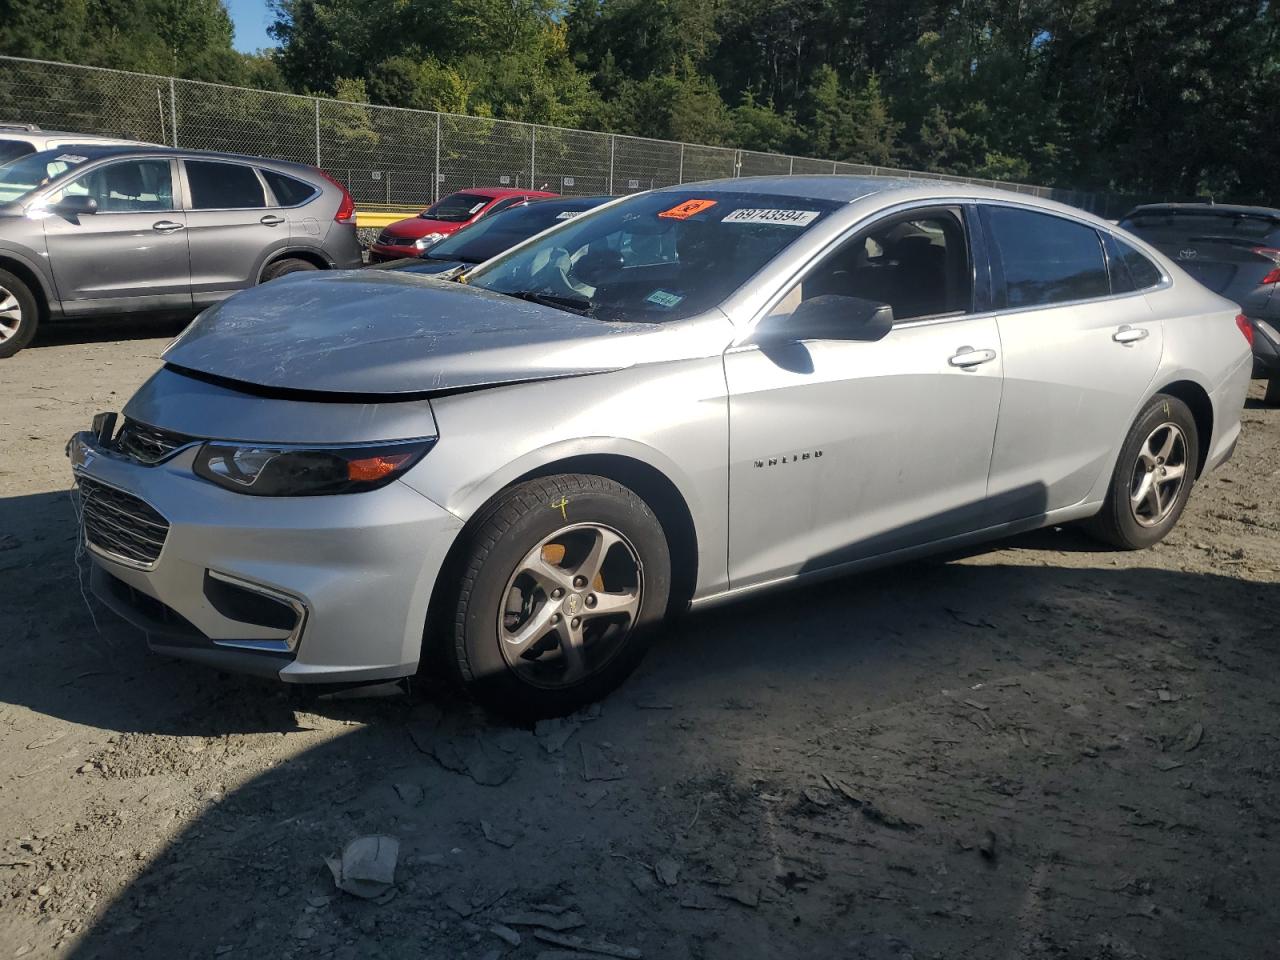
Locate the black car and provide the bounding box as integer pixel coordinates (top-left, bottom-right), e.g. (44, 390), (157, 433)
(1120, 203), (1280, 404)
(374, 195), (612, 277)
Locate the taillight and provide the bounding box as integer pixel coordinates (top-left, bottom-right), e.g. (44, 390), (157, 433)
(315, 169), (356, 224)
(1252, 247), (1280, 285)
(1236, 314), (1255, 347)
(1263, 268), (1280, 285)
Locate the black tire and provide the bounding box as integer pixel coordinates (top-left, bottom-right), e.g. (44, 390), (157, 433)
(0, 269), (39, 359)
(261, 257), (319, 283)
(444, 474), (671, 718)
(1084, 394), (1199, 550)
(1265, 377), (1280, 406)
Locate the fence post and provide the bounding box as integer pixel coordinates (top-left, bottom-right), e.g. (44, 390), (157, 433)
(434, 113), (441, 203)
(789, 157), (794, 176)
(168, 77), (178, 147)
(831, 160), (838, 175)
(156, 88), (166, 146)
(733, 149), (741, 177)
(314, 99), (321, 166)
(530, 127), (536, 189)
(608, 135), (615, 195)
(678, 144), (685, 183)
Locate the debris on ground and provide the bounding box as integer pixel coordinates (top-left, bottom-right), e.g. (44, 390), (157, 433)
(393, 782), (424, 806)
(534, 716), (582, 754)
(1182, 722), (1204, 752)
(581, 741), (627, 781)
(489, 923), (522, 946)
(324, 835), (399, 900)
(532, 930), (643, 958)
(500, 909), (587, 932)
(653, 857), (681, 887)
(435, 734), (519, 786)
(481, 819), (520, 848)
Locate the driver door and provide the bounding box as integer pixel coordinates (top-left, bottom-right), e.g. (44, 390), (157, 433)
(724, 205), (1006, 589)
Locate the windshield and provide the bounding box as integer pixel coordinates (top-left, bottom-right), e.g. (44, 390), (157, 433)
(426, 199), (609, 264)
(421, 192), (492, 222)
(0, 149), (92, 204)
(465, 191), (841, 322)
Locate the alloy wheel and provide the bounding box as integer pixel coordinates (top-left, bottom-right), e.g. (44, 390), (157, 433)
(497, 522), (644, 689)
(0, 284), (22, 344)
(1128, 422), (1188, 527)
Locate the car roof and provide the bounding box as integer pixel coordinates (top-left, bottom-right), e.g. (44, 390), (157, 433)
(525, 195), (611, 208)
(1122, 202), (1280, 220)
(655, 175), (950, 203)
(449, 187), (558, 200)
(22, 144), (320, 175)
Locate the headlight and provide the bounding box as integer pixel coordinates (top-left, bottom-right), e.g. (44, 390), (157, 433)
(414, 233), (446, 251)
(193, 438), (435, 496)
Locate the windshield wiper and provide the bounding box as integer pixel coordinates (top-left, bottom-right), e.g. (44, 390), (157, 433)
(503, 290), (595, 315)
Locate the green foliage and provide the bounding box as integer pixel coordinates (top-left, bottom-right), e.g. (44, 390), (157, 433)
(6, 0), (1280, 200)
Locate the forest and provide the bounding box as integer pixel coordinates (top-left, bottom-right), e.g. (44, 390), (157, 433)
(2, 0), (1277, 201)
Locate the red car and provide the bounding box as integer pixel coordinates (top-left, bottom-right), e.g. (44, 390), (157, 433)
(369, 187), (557, 262)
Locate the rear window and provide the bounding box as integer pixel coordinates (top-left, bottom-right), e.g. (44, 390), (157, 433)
(1121, 210), (1280, 241)
(983, 206), (1109, 308)
(186, 160), (265, 209)
(422, 192), (491, 222)
(262, 169), (317, 207)
(0, 139), (36, 164)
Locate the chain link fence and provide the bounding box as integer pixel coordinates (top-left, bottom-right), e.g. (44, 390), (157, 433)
(0, 55), (1131, 216)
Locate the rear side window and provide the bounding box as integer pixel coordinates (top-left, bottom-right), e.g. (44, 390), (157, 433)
(261, 169), (317, 207)
(186, 160), (265, 209)
(0, 139), (36, 164)
(1104, 234), (1163, 293)
(983, 206), (1109, 308)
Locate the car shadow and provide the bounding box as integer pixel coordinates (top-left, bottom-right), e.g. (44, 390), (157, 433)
(4, 486), (1280, 957)
(31, 313), (191, 349)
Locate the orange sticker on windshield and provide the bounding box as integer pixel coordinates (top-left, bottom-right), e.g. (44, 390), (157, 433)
(658, 199), (718, 220)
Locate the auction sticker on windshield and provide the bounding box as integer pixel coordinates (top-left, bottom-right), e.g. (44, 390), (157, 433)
(722, 208), (821, 226)
(658, 199), (718, 220)
(645, 289), (684, 308)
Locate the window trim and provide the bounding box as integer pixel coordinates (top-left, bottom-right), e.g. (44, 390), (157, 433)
(40, 156), (181, 215)
(180, 158), (270, 212)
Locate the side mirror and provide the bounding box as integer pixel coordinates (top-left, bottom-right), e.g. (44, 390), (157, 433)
(755, 294), (894, 343)
(53, 195), (98, 218)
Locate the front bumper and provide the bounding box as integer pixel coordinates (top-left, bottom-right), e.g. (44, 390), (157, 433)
(369, 242), (422, 263)
(69, 431), (463, 684)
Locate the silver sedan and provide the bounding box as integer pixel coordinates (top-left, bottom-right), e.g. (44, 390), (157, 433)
(67, 177), (1254, 715)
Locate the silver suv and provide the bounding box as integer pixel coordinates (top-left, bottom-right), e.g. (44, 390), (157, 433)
(0, 145), (362, 357)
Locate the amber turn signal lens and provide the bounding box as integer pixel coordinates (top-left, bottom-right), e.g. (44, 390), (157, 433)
(346, 453), (413, 483)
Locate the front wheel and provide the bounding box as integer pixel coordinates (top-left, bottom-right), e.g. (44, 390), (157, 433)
(0, 269), (39, 359)
(444, 475), (671, 718)
(1084, 394), (1199, 549)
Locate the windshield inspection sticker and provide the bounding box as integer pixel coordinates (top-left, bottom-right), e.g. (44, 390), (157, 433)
(646, 289), (684, 309)
(658, 198), (718, 220)
(723, 208), (820, 227)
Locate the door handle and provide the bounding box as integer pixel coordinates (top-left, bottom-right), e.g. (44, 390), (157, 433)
(260, 215), (285, 227)
(949, 346), (998, 368)
(1113, 325), (1149, 344)
(152, 220), (184, 234)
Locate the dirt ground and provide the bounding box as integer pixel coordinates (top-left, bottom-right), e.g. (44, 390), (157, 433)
(2, 318), (1278, 960)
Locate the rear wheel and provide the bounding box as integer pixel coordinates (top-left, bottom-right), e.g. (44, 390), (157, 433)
(261, 257), (319, 283)
(1084, 394), (1199, 549)
(0, 269), (38, 359)
(444, 475), (671, 718)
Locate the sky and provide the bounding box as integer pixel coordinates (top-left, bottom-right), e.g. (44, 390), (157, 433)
(226, 0), (276, 53)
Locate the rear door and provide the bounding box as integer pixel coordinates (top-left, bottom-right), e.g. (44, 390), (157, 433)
(42, 156), (191, 311)
(980, 204), (1163, 522)
(1121, 208), (1280, 316)
(181, 158), (282, 305)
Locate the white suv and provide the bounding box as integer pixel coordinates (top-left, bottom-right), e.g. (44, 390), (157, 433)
(0, 124), (149, 165)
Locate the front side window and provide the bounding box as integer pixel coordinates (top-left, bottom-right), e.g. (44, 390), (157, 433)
(465, 190), (842, 323)
(983, 206), (1108, 308)
(770, 209), (972, 324)
(186, 160), (265, 210)
(47, 158), (174, 212)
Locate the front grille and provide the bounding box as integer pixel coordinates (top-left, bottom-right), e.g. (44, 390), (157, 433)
(78, 476), (170, 568)
(377, 229), (398, 245)
(115, 418), (195, 464)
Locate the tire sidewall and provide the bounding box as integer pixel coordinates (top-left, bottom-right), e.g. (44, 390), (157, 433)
(457, 479), (670, 714)
(262, 259), (318, 283)
(1106, 395), (1200, 548)
(0, 269), (38, 359)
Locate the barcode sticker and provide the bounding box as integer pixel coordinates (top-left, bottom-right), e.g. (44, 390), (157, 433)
(722, 208), (820, 227)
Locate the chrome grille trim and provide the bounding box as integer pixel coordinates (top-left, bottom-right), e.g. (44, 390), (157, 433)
(77, 475), (170, 570)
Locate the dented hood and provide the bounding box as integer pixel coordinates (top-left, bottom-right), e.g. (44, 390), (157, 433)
(163, 270), (650, 395)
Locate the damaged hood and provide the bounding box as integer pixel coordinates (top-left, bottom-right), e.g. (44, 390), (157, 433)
(163, 270), (656, 395)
